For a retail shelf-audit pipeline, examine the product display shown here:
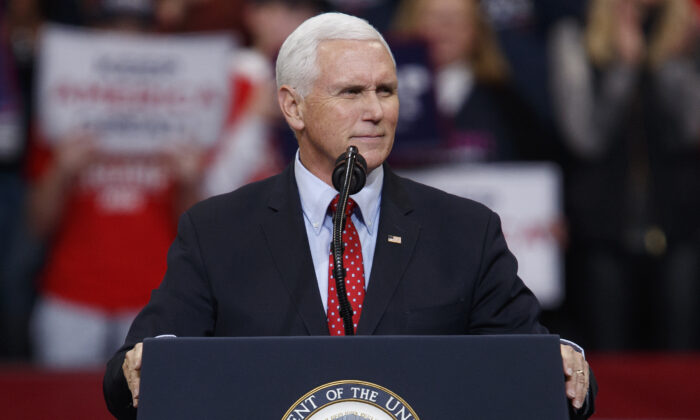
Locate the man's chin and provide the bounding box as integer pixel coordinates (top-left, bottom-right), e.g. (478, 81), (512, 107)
(362, 151), (391, 173)
(347, 142), (392, 171)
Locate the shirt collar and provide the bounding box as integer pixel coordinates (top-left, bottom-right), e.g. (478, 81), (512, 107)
(295, 150), (383, 235)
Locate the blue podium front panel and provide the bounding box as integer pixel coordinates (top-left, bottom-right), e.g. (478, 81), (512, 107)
(137, 335), (568, 419)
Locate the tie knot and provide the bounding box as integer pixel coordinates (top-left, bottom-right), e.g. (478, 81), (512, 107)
(330, 195), (357, 218)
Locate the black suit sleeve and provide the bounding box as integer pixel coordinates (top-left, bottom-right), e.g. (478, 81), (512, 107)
(467, 210), (548, 334)
(103, 210), (217, 419)
(468, 211), (598, 418)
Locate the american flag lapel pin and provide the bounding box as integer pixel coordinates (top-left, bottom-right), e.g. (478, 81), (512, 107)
(387, 235), (402, 244)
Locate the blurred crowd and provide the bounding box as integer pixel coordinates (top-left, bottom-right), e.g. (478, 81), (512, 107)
(1, 0), (699, 367)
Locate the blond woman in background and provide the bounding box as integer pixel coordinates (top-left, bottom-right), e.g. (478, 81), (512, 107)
(392, 0), (550, 162)
(550, 0), (700, 350)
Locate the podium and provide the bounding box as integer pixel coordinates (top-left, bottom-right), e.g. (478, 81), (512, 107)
(137, 335), (569, 419)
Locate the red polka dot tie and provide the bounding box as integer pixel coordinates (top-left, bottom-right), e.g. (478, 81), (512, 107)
(327, 195), (365, 336)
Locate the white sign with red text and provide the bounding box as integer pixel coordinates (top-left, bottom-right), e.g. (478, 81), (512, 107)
(400, 163), (564, 308)
(37, 24), (232, 153)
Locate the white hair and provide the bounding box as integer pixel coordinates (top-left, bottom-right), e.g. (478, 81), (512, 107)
(275, 12), (395, 97)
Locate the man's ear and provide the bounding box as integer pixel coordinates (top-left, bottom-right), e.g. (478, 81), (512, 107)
(278, 86), (305, 131)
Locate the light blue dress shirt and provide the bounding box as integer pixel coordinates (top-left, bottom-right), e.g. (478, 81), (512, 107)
(294, 151), (383, 313)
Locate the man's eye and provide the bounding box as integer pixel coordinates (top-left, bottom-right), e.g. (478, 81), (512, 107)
(341, 88), (361, 95)
(377, 87), (395, 96)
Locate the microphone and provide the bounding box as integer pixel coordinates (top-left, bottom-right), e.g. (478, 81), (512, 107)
(332, 146), (367, 194)
(331, 146), (367, 336)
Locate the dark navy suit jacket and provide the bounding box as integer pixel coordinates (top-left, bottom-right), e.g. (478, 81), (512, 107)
(104, 164), (594, 418)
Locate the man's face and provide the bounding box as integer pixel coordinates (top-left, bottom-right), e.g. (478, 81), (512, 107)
(296, 39), (399, 183)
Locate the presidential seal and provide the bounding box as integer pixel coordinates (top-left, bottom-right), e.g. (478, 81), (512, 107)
(283, 380), (420, 420)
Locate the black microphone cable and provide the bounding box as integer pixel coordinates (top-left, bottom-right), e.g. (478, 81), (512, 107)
(331, 145), (367, 335)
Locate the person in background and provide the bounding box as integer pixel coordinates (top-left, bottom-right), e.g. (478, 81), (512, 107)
(1, 0), (36, 361)
(391, 0), (551, 162)
(152, 0), (246, 34)
(550, 0), (700, 349)
(202, 0), (327, 197)
(26, 0), (207, 367)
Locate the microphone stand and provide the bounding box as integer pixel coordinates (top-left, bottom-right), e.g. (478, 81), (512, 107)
(331, 146), (365, 336)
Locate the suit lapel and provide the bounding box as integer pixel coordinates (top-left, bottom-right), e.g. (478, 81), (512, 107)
(357, 167), (420, 335)
(260, 166), (329, 335)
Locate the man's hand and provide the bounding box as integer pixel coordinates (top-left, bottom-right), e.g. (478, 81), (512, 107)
(561, 343), (589, 410)
(122, 342), (143, 408)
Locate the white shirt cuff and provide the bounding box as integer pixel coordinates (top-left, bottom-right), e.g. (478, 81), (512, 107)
(559, 338), (585, 359)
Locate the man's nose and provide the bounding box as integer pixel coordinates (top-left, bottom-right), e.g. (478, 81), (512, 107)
(362, 91), (384, 122)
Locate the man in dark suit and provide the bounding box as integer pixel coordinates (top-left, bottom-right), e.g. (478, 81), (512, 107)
(104, 12), (595, 419)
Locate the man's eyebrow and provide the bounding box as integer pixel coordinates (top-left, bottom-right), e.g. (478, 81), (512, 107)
(333, 81), (397, 90)
(340, 84), (365, 90)
(377, 81), (398, 90)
